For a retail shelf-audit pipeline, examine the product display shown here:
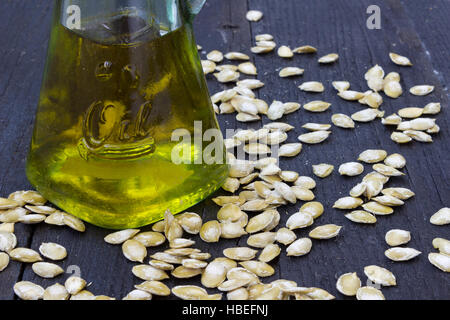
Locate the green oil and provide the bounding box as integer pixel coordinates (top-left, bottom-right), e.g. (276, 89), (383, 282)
(27, 15), (228, 229)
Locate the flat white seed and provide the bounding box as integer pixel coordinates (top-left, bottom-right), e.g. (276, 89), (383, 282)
(239, 261), (274, 277)
(358, 149), (387, 163)
(104, 229), (140, 244)
(318, 53), (339, 64)
(176, 212), (202, 235)
(211, 88), (237, 103)
(246, 210), (277, 233)
(336, 272), (361, 296)
(303, 101), (331, 112)
(331, 113), (355, 128)
(247, 232), (276, 248)
(278, 143), (302, 157)
(382, 187), (415, 200)
(303, 288), (335, 300)
(214, 69), (240, 83)
(286, 212), (314, 230)
(260, 163), (281, 176)
(251, 46), (274, 54)
(273, 181), (296, 204)
(9, 248), (42, 263)
(362, 202), (393, 215)
(338, 90), (365, 101)
(384, 80), (403, 98)
(298, 81), (324, 93)
(200, 220), (222, 242)
(172, 285), (209, 300)
(291, 186), (315, 201)
(24, 205), (56, 215)
(391, 131), (412, 143)
(333, 197), (363, 209)
(360, 91), (383, 108)
(277, 46), (293, 58)
(123, 289), (152, 300)
(279, 171), (299, 183)
(332, 81), (350, 92)
(300, 202), (323, 219)
(0, 252), (9, 271)
(351, 108), (379, 122)
(356, 286), (385, 300)
(201, 60), (216, 74)
(220, 221), (247, 239)
(345, 210), (377, 224)
(430, 207), (450, 225)
(279, 67), (304, 78)
(65, 276), (87, 295)
(260, 130), (288, 145)
(246, 10), (263, 21)
(39, 242), (67, 261)
(398, 107), (423, 119)
(69, 291), (95, 300)
(171, 265), (203, 278)
(382, 113), (402, 125)
(244, 143), (271, 155)
(367, 77), (384, 92)
(267, 100), (285, 120)
(365, 64), (385, 81)
(234, 86), (255, 98)
(238, 62), (257, 75)
(294, 176), (316, 190)
(0, 207), (28, 223)
(32, 262), (64, 278)
(364, 265), (396, 286)
(349, 182), (367, 197)
(408, 118), (436, 131)
(222, 178), (240, 193)
(275, 228), (297, 245)
(0, 231), (17, 252)
(309, 224), (342, 239)
(338, 162), (364, 176)
(133, 231), (166, 247)
(225, 52), (250, 60)
(373, 163), (404, 176)
(298, 131), (331, 144)
(293, 45), (317, 53)
(404, 130), (433, 142)
(384, 153), (406, 169)
(286, 238), (312, 256)
(206, 50), (223, 63)
(302, 123), (331, 131)
(409, 85), (434, 96)
(389, 52), (412, 66)
(385, 247), (421, 262)
(18, 214), (46, 224)
(427, 124), (440, 134)
(0, 223), (14, 233)
(423, 102), (441, 115)
(236, 79), (264, 89)
(263, 122), (294, 132)
(312, 163), (334, 178)
(223, 247), (258, 261)
(14, 281), (44, 300)
(283, 102), (301, 115)
(255, 34), (273, 41)
(132, 265), (169, 281)
(43, 283), (69, 300)
(432, 238), (450, 256)
(201, 261), (227, 288)
(135, 281), (171, 296)
(182, 259), (208, 269)
(227, 288), (249, 300)
(217, 203), (245, 222)
(62, 213), (85, 232)
(373, 195), (404, 206)
(428, 253), (450, 272)
(215, 64), (239, 72)
(258, 244), (280, 262)
(122, 239), (147, 263)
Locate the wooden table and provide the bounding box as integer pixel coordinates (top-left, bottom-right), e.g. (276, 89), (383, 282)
(0, 0), (448, 300)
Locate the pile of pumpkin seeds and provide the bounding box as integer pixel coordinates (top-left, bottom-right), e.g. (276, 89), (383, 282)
(1, 8), (449, 300)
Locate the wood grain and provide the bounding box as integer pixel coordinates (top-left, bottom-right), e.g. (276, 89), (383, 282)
(0, 0), (448, 300)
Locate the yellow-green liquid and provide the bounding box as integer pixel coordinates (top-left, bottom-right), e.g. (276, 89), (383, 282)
(27, 16), (228, 229)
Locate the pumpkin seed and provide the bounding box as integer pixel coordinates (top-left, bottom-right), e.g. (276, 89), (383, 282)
(9, 247), (42, 263)
(423, 102), (441, 115)
(227, 288), (249, 300)
(239, 260), (274, 277)
(32, 262), (64, 278)
(122, 239), (147, 263)
(298, 131), (331, 144)
(286, 238), (312, 256)
(298, 81), (324, 92)
(222, 177), (240, 193)
(24, 205), (56, 215)
(255, 34), (273, 41)
(318, 53), (339, 64)
(398, 107), (423, 119)
(358, 149), (387, 163)
(132, 264), (169, 281)
(312, 163), (334, 178)
(218, 279), (251, 292)
(133, 231), (166, 247)
(237, 79), (265, 89)
(432, 238), (450, 256)
(225, 52), (250, 60)
(277, 143), (302, 157)
(283, 102), (302, 114)
(246, 10), (263, 21)
(0, 252), (9, 271)
(362, 202), (393, 215)
(264, 122), (294, 132)
(359, 91), (383, 108)
(169, 238), (195, 249)
(182, 258), (208, 269)
(104, 229), (140, 244)
(149, 259), (174, 270)
(409, 118), (436, 131)
(279, 171), (299, 182)
(409, 85), (434, 96)
(0, 223), (14, 233)
(427, 124), (440, 134)
(332, 81), (350, 92)
(43, 283), (69, 300)
(44, 211), (66, 226)
(291, 186), (315, 201)
(391, 131), (412, 143)
(345, 210), (377, 224)
(338, 162), (364, 176)
(385, 247), (421, 261)
(65, 276), (86, 295)
(201, 60), (216, 74)
(389, 52), (412, 66)
(279, 67), (304, 77)
(303, 101), (331, 112)
(331, 113), (355, 128)
(336, 272), (361, 296)
(430, 207), (450, 225)
(384, 80), (403, 98)
(18, 214), (46, 224)
(267, 100), (285, 120)
(165, 247), (200, 256)
(246, 210), (277, 233)
(300, 202), (323, 219)
(428, 253), (450, 272)
(356, 286), (385, 300)
(247, 232), (276, 248)
(277, 46), (293, 58)
(382, 113), (402, 125)
(286, 211), (314, 230)
(293, 45), (317, 53)
(14, 190), (46, 206)
(364, 265), (396, 286)
(172, 285), (210, 300)
(304, 288), (335, 300)
(70, 290), (94, 300)
(309, 224), (342, 239)
(201, 261), (227, 288)
(214, 69), (239, 83)
(373, 164), (404, 176)
(238, 62), (257, 75)
(338, 90), (365, 101)
(220, 221), (247, 239)
(381, 187), (415, 200)
(0, 207), (28, 223)
(62, 213), (85, 232)
(404, 130), (433, 142)
(223, 247), (258, 261)
(302, 123), (331, 131)
(273, 181), (296, 204)
(333, 197), (363, 209)
(275, 228), (297, 245)
(294, 176), (316, 190)
(349, 182), (366, 197)
(0, 198), (21, 210)
(351, 108), (379, 122)
(200, 220), (221, 243)
(39, 242), (67, 261)
(258, 244), (281, 262)
(0, 231), (17, 252)
(384, 153), (406, 169)
(373, 195), (404, 206)
(251, 46), (274, 54)
(240, 199), (269, 211)
(14, 281), (44, 300)
(123, 289), (152, 300)
(171, 266), (203, 278)
(206, 50), (223, 63)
